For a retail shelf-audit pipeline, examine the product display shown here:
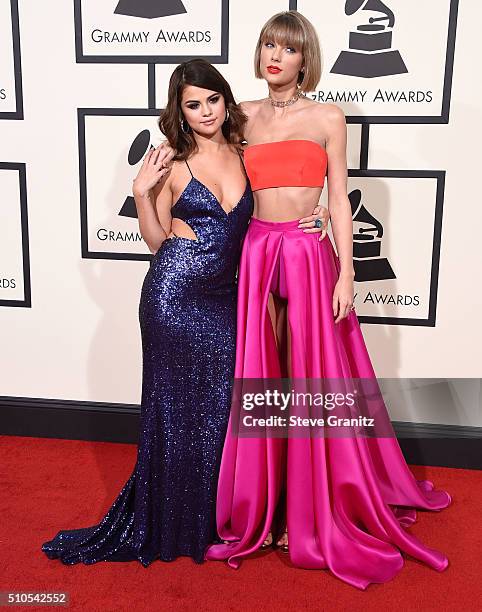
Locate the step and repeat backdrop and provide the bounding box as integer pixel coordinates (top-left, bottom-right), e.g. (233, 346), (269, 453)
(1, 1), (480, 425)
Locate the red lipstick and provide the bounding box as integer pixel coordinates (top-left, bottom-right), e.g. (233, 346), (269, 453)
(267, 65), (282, 74)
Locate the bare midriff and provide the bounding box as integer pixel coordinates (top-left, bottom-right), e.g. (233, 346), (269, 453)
(252, 186), (323, 222)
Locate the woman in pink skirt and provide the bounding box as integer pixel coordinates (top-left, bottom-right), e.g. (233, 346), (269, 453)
(205, 10), (451, 590)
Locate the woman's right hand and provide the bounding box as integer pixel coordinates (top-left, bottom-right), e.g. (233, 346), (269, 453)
(132, 143), (175, 198)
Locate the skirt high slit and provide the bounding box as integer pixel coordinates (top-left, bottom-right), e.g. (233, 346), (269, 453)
(205, 216), (451, 590)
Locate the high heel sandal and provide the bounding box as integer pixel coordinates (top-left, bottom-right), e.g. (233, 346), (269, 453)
(260, 531), (273, 549)
(276, 529), (289, 553)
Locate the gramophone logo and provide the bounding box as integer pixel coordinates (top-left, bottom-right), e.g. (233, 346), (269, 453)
(341, 171), (444, 325)
(79, 110), (165, 260)
(350, 189), (395, 282)
(114, 0), (187, 19)
(118, 129), (152, 218)
(331, 0), (408, 78)
(291, 0), (457, 120)
(74, 0), (228, 63)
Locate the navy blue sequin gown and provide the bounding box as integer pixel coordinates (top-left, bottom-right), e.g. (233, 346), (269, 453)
(41, 158), (253, 565)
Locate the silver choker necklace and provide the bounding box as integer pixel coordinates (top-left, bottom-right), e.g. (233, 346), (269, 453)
(268, 89), (305, 108)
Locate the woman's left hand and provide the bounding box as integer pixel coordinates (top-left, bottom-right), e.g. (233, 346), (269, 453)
(333, 275), (355, 323)
(298, 204), (330, 241)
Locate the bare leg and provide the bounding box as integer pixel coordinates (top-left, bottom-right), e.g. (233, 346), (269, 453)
(266, 293), (291, 550)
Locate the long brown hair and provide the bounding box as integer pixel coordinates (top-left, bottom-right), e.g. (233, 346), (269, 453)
(158, 59), (247, 161)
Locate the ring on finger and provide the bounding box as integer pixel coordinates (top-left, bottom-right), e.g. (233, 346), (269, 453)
(314, 218), (323, 228)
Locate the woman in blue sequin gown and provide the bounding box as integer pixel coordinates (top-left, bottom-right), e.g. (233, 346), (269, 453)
(41, 60), (254, 565)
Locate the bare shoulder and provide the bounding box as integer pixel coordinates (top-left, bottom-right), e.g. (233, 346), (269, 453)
(166, 159), (187, 185)
(308, 100), (345, 123)
(313, 103), (346, 142)
(170, 159), (186, 171)
(152, 159), (185, 198)
(240, 98), (264, 117)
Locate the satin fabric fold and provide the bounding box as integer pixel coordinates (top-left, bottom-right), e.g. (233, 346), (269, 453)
(205, 217), (451, 590)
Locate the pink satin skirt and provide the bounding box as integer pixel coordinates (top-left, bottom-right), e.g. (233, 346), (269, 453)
(205, 217), (451, 590)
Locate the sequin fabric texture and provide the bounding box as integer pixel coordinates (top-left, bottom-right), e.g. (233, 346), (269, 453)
(41, 166), (254, 566)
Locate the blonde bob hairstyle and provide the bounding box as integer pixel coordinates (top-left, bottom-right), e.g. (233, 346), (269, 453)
(254, 11), (323, 93)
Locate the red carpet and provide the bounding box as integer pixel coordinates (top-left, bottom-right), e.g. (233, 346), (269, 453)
(1, 435), (481, 611)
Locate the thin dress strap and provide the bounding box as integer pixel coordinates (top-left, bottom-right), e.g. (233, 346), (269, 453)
(185, 159), (194, 177)
(236, 148), (248, 178)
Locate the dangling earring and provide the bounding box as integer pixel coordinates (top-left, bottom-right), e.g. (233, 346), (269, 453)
(180, 117), (191, 133)
(224, 108), (230, 123)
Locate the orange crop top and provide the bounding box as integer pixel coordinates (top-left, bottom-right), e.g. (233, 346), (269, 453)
(243, 139), (327, 191)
